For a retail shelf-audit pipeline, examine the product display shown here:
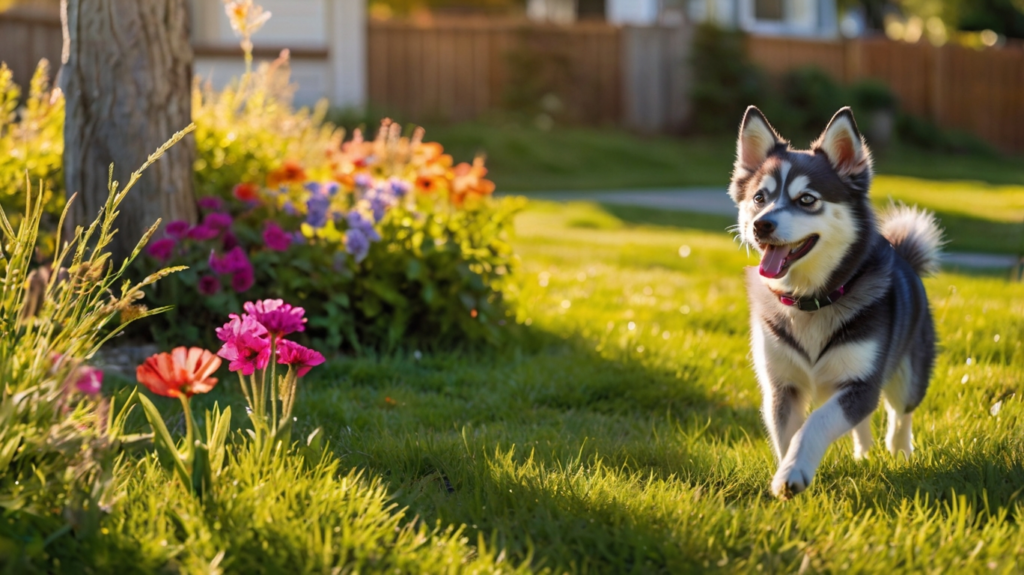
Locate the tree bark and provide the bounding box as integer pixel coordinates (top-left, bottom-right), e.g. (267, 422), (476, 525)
(61, 0), (195, 262)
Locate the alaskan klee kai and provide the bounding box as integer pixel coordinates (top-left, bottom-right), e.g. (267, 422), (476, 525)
(729, 106), (942, 499)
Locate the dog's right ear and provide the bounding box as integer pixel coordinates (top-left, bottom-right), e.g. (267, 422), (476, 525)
(735, 107), (782, 173)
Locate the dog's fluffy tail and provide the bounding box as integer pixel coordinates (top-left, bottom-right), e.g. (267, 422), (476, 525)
(880, 205), (944, 276)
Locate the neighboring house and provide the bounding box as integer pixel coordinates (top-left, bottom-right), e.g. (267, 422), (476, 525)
(0, 0), (366, 108)
(688, 0), (838, 38)
(189, 0), (365, 108)
(527, 0), (838, 38)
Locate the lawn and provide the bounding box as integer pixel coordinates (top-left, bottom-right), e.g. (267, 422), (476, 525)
(123, 200), (1023, 573)
(429, 123), (1024, 255)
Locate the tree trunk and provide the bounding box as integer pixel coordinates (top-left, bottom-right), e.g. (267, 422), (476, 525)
(61, 0), (195, 262)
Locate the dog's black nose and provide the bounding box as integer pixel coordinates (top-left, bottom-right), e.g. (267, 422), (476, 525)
(753, 218), (776, 236)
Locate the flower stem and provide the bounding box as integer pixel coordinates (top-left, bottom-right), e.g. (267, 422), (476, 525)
(270, 336), (278, 437)
(178, 394), (195, 467)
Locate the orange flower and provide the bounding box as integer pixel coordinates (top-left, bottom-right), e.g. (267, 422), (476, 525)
(415, 175), (442, 194)
(136, 347), (222, 398)
(451, 157), (496, 206)
(266, 160), (307, 188)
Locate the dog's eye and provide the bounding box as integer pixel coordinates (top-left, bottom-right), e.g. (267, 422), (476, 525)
(753, 192), (765, 204)
(798, 194), (817, 206)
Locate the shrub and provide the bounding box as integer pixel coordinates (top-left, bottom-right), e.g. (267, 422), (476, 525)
(779, 66), (849, 133)
(690, 23), (771, 134)
(850, 78), (899, 113)
(0, 60), (64, 238)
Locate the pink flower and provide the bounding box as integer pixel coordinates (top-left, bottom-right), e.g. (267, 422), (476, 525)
(243, 299), (306, 338)
(74, 366), (103, 394)
(198, 196), (224, 212)
(209, 246), (250, 274)
(166, 220), (190, 239)
(263, 222), (291, 252)
(187, 225), (219, 241)
(216, 314), (270, 375)
(147, 238), (176, 262)
(198, 275), (221, 295)
(231, 267), (254, 293)
(204, 212), (233, 232)
(276, 339), (325, 377)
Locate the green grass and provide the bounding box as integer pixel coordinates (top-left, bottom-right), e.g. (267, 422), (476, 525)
(429, 122), (1024, 256)
(104, 200), (1023, 573)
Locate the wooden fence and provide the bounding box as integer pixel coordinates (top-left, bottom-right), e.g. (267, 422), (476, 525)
(0, 10), (63, 88)
(747, 36), (1024, 151)
(367, 19), (621, 123)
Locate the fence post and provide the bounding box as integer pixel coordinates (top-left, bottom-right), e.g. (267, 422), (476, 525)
(927, 43), (944, 125)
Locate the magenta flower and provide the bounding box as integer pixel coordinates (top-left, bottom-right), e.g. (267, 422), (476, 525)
(166, 220), (190, 239)
(147, 238), (176, 262)
(243, 299), (306, 338)
(276, 339), (325, 377)
(223, 231), (239, 251)
(209, 246), (250, 274)
(204, 212), (233, 232)
(198, 275), (221, 295)
(216, 314), (270, 375)
(263, 222), (291, 252)
(232, 267), (255, 293)
(187, 224), (219, 241)
(74, 366), (103, 395)
(197, 196), (225, 211)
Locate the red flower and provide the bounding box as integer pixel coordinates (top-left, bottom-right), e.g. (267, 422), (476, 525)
(276, 339), (325, 377)
(243, 299), (306, 338)
(136, 347), (221, 398)
(233, 182), (261, 202)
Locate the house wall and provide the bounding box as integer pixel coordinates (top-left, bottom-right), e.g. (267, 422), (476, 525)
(190, 0), (365, 108)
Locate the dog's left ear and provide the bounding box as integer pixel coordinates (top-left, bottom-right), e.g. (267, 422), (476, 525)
(814, 108), (872, 180)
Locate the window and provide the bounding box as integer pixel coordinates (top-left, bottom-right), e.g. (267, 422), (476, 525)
(754, 0), (784, 21)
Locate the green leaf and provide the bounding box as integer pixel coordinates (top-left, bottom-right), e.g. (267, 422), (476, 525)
(137, 394), (191, 491)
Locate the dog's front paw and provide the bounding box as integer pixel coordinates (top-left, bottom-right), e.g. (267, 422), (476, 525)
(771, 462), (813, 499)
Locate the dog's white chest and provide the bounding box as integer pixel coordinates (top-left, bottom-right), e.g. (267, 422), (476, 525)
(752, 313), (880, 401)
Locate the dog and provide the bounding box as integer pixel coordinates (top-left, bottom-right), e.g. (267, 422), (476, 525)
(728, 106), (942, 499)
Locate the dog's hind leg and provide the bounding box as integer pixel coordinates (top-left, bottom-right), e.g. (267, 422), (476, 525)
(883, 358), (914, 459)
(850, 416), (874, 460)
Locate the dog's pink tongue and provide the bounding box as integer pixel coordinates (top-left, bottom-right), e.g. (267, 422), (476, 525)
(759, 245), (788, 278)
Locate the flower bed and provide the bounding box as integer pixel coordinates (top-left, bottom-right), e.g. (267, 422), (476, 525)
(142, 70), (524, 350)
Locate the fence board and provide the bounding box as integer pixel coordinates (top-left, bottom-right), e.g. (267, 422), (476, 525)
(367, 19), (621, 124)
(0, 11), (63, 88)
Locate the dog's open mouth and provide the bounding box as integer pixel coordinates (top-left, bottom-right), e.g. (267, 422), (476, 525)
(758, 235), (819, 279)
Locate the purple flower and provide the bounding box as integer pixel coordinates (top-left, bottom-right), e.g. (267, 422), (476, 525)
(204, 212), (233, 232)
(354, 174), (372, 190)
(209, 246), (250, 274)
(345, 229), (370, 263)
(289, 231), (307, 245)
(347, 211), (381, 242)
(366, 187), (396, 222)
(243, 299), (306, 338)
(198, 197), (225, 212)
(166, 220), (190, 239)
(187, 225), (219, 241)
(231, 267), (254, 293)
(276, 339), (325, 377)
(216, 314), (270, 375)
(283, 201), (298, 216)
(263, 222), (291, 252)
(390, 177), (411, 198)
(198, 275), (221, 295)
(147, 238), (176, 262)
(305, 194), (331, 229)
(74, 366), (103, 395)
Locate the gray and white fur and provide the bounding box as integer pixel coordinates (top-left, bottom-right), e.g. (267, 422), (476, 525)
(729, 106), (942, 499)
